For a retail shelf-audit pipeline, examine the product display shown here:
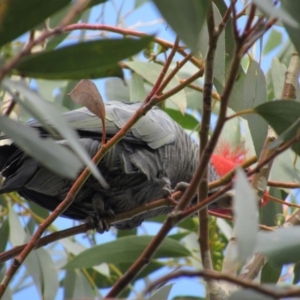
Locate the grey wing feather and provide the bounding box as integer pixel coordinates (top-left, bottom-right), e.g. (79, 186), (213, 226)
(49, 101), (176, 149)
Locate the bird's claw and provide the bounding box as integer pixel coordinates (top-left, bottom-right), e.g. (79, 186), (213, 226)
(174, 181), (190, 192)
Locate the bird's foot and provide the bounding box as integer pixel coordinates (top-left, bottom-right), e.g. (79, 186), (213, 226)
(91, 194), (116, 233)
(174, 181), (190, 192)
(85, 215), (111, 234)
(161, 177), (173, 198)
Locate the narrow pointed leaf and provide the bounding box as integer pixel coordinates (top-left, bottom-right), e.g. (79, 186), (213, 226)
(0, 0), (71, 47)
(244, 59), (268, 156)
(254, 100), (300, 155)
(280, 1), (300, 55)
(256, 227), (300, 264)
(252, 0), (298, 28)
(0, 116), (82, 178)
(152, 0), (210, 53)
(15, 37), (153, 80)
(3, 79), (108, 187)
(233, 168), (258, 264)
(126, 61), (186, 113)
(64, 236), (191, 269)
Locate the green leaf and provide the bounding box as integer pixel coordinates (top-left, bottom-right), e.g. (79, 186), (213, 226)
(149, 284), (173, 300)
(230, 289), (273, 300)
(28, 201), (49, 220)
(260, 188), (283, 227)
(3, 79), (107, 186)
(117, 228), (137, 238)
(130, 73), (146, 102)
(36, 248), (59, 300)
(270, 58), (286, 99)
(233, 168), (258, 264)
(293, 262), (300, 284)
(252, 0), (298, 28)
(263, 29), (282, 55)
(164, 108), (198, 130)
(46, 0), (108, 50)
(105, 78), (130, 102)
(281, 1), (300, 56)
(8, 205), (26, 246)
(64, 235), (191, 269)
(0, 116), (82, 178)
(0, 0), (71, 47)
(0, 219), (9, 254)
(261, 260), (282, 284)
(63, 270), (95, 299)
(254, 100), (300, 155)
(243, 59), (268, 156)
(168, 231), (190, 241)
(15, 37), (153, 80)
(152, 0), (210, 53)
(256, 227), (300, 264)
(126, 61), (186, 113)
(135, 0), (148, 9)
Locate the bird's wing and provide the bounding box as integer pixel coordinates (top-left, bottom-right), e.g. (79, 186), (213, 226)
(26, 101), (177, 149)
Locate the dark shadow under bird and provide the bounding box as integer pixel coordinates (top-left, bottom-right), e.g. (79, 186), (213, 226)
(0, 101), (220, 230)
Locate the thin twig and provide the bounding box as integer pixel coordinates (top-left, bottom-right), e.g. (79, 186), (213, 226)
(197, 3), (223, 299)
(0, 197), (178, 263)
(209, 211), (274, 231)
(144, 269), (300, 299)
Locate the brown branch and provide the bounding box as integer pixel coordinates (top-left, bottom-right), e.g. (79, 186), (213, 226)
(0, 197), (178, 263)
(63, 24), (204, 70)
(243, 4), (256, 35)
(144, 36), (180, 103)
(208, 211), (274, 231)
(267, 180), (300, 189)
(156, 53), (193, 96)
(144, 269), (287, 299)
(197, 3), (223, 299)
(266, 193), (300, 210)
(217, 2), (233, 35)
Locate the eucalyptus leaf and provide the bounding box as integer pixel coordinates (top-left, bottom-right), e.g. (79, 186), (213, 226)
(0, 0), (71, 47)
(252, 0), (298, 28)
(64, 235), (191, 269)
(256, 227), (300, 264)
(149, 284), (174, 300)
(15, 37), (153, 80)
(254, 100), (300, 155)
(0, 116), (82, 178)
(3, 79), (108, 186)
(233, 168), (258, 264)
(243, 59), (268, 156)
(0, 219), (9, 254)
(263, 29), (282, 55)
(281, 1), (300, 55)
(153, 0), (210, 53)
(126, 61), (186, 113)
(36, 248), (59, 300)
(130, 73), (146, 102)
(230, 289), (273, 300)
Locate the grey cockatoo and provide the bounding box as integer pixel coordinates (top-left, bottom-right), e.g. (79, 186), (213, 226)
(0, 101), (220, 231)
